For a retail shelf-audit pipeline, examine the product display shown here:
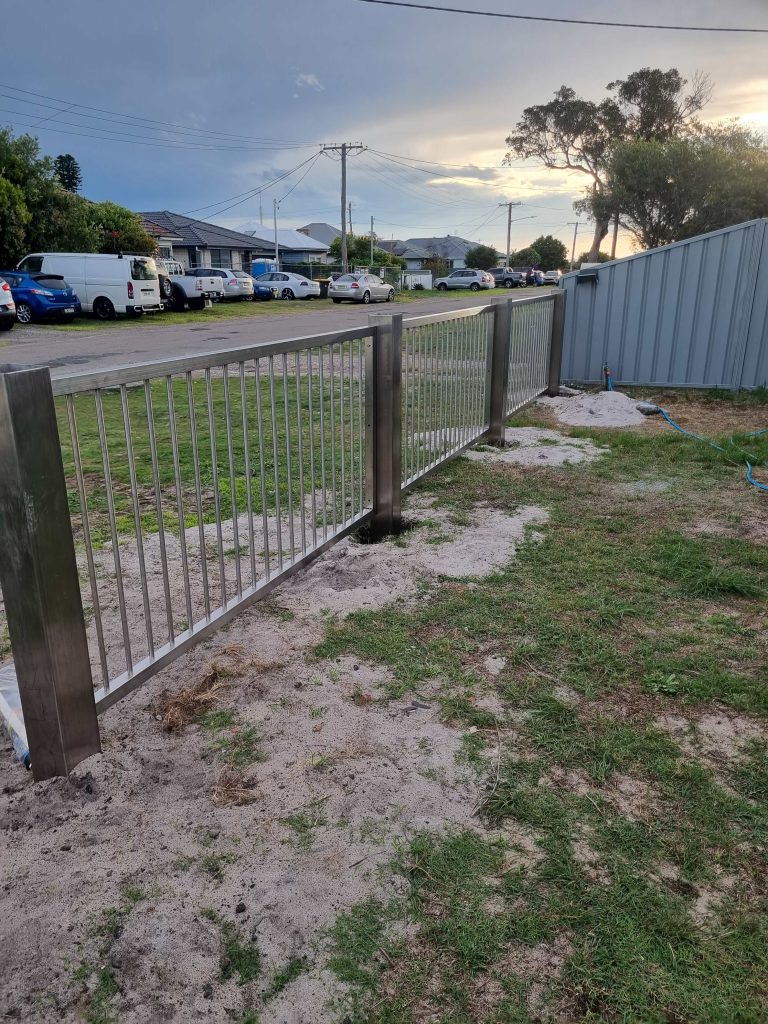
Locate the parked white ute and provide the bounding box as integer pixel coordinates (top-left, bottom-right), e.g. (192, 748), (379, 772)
(17, 253), (162, 319)
(155, 259), (225, 311)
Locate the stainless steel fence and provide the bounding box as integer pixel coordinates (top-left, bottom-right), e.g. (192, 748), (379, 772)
(506, 295), (556, 416)
(0, 291), (564, 779)
(401, 307), (494, 486)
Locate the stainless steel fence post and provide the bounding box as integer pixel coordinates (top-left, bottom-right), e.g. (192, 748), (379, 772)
(0, 366), (100, 780)
(367, 314), (402, 538)
(547, 289), (567, 396)
(485, 297), (512, 445)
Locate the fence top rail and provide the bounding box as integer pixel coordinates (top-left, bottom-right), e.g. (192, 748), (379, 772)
(48, 324), (374, 397)
(401, 290), (559, 331)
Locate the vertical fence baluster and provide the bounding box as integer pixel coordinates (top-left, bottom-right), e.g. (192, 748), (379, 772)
(186, 372), (211, 618)
(166, 376), (194, 629)
(120, 386), (154, 658)
(66, 395), (109, 686)
(204, 369), (228, 608)
(295, 352), (307, 554)
(268, 356), (283, 572)
(318, 345), (328, 540)
(306, 348), (318, 549)
(239, 362), (258, 588)
(222, 365), (242, 598)
(254, 359), (271, 580)
(281, 353), (295, 561)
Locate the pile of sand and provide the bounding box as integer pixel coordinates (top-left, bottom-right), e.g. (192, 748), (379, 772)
(464, 427), (604, 468)
(537, 390), (647, 427)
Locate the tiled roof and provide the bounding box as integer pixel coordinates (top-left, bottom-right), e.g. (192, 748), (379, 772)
(138, 211), (259, 250)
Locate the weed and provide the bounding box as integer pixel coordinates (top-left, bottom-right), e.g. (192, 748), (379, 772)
(281, 798), (329, 850)
(212, 766), (259, 806)
(201, 709), (237, 731)
(200, 852), (237, 882)
(220, 920), (261, 985)
(210, 724), (265, 767)
(261, 956), (308, 1002)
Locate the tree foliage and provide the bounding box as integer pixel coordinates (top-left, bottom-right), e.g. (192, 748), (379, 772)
(607, 125), (768, 250)
(53, 153), (82, 193)
(529, 235), (568, 271)
(505, 68), (711, 259)
(0, 129), (154, 266)
(329, 234), (405, 268)
(464, 244), (499, 270)
(509, 247), (541, 267)
(577, 250), (612, 266)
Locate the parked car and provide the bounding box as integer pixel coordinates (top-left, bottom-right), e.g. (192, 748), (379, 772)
(252, 281), (275, 301)
(434, 269), (494, 292)
(512, 267), (530, 286)
(489, 267), (525, 289)
(542, 270), (562, 285)
(16, 253), (162, 319)
(0, 277), (15, 331)
(0, 271), (81, 324)
(254, 271), (321, 300)
(328, 273), (394, 304)
(187, 266), (253, 301)
(156, 259), (225, 310)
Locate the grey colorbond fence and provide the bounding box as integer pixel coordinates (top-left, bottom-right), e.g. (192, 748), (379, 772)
(0, 291), (564, 780)
(560, 218), (768, 389)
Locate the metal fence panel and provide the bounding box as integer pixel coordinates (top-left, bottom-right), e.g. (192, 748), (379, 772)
(401, 307), (493, 486)
(0, 294), (561, 773)
(50, 332), (371, 709)
(561, 219), (768, 388)
(506, 297), (554, 415)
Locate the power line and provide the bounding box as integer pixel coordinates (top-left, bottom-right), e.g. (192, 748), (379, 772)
(187, 154), (322, 219)
(0, 83), (318, 147)
(347, 0), (768, 32)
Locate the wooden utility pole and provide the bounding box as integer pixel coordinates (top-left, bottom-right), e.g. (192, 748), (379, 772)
(567, 221), (582, 270)
(498, 201), (522, 266)
(322, 143), (364, 271)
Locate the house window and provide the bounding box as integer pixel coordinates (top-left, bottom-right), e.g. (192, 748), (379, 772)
(158, 245), (173, 260)
(209, 248), (233, 268)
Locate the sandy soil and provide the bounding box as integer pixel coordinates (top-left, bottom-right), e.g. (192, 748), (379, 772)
(0, 487), (546, 1024)
(537, 390), (649, 427)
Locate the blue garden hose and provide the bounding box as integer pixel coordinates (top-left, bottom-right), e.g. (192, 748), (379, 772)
(649, 406), (768, 492)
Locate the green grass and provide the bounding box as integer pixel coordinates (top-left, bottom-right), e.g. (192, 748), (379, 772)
(320, 396), (768, 1021)
(281, 798), (329, 850)
(201, 909), (261, 985)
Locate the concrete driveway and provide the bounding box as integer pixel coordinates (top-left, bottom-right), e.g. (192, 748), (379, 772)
(0, 291), (553, 379)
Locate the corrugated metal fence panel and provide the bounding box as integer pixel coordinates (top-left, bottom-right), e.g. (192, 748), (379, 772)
(561, 219), (768, 388)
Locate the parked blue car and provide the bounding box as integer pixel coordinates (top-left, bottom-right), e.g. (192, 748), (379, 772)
(0, 270), (81, 323)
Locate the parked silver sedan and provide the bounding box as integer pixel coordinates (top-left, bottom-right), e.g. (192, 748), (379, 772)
(328, 273), (395, 304)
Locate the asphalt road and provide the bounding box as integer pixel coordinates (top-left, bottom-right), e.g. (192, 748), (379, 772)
(0, 292), (551, 379)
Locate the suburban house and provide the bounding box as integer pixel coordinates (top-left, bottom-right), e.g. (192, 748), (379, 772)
(235, 222), (330, 265)
(139, 211), (258, 270)
(297, 223), (341, 248)
(378, 235), (495, 271)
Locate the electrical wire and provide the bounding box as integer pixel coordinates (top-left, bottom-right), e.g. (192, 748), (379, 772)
(347, 0), (768, 33)
(0, 83), (318, 147)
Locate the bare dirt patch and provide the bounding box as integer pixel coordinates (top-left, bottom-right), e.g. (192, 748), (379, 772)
(0, 489), (550, 1022)
(655, 711), (765, 768)
(464, 427), (604, 467)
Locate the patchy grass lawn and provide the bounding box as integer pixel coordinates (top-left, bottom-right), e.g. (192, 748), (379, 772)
(1, 389), (766, 1023)
(319, 393), (768, 1022)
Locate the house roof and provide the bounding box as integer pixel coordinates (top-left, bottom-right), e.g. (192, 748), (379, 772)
(235, 222), (329, 252)
(140, 217), (183, 242)
(377, 239), (432, 260)
(297, 222), (341, 246)
(405, 235), (489, 260)
(138, 211), (259, 251)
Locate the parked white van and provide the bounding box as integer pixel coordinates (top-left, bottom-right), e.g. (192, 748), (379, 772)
(16, 253), (163, 319)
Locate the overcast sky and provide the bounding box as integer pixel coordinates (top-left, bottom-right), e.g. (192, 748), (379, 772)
(5, 0), (767, 258)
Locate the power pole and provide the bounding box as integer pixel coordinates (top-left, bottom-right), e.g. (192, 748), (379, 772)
(567, 221), (581, 271)
(498, 201), (522, 266)
(322, 143), (364, 272)
(370, 215), (374, 266)
(273, 198), (279, 265)
(348, 201), (353, 240)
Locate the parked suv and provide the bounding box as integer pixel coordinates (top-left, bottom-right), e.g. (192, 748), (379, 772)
(542, 270), (562, 285)
(434, 269), (494, 291)
(489, 267), (525, 289)
(0, 277), (15, 331)
(0, 270), (81, 323)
